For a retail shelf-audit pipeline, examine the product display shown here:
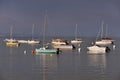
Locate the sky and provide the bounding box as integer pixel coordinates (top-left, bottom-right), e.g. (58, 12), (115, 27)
(0, 0), (120, 37)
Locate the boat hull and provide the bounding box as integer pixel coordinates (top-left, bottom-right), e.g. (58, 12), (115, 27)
(87, 45), (106, 53)
(6, 42), (20, 47)
(95, 40), (112, 46)
(35, 49), (57, 54)
(52, 42), (66, 45)
(51, 39), (68, 45)
(4, 38), (17, 42)
(28, 40), (40, 44)
(18, 40), (28, 43)
(52, 45), (75, 50)
(71, 40), (83, 44)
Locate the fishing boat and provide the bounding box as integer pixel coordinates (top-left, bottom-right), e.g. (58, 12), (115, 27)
(95, 21), (114, 46)
(71, 24), (83, 44)
(35, 14), (57, 54)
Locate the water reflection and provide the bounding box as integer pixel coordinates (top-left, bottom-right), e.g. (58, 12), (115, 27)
(88, 54), (106, 68)
(34, 54), (58, 80)
(87, 50), (106, 54)
(8, 47), (14, 80)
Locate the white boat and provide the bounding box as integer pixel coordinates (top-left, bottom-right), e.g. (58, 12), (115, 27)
(35, 14), (57, 54)
(27, 40), (40, 44)
(71, 39), (83, 44)
(95, 21), (114, 46)
(28, 24), (40, 44)
(18, 40), (28, 43)
(95, 40), (112, 46)
(101, 37), (114, 42)
(51, 38), (68, 45)
(87, 21), (111, 54)
(4, 26), (17, 42)
(71, 24), (83, 44)
(4, 38), (17, 42)
(52, 44), (75, 50)
(87, 45), (110, 54)
(95, 38), (114, 46)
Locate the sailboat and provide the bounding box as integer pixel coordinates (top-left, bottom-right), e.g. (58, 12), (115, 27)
(71, 24), (83, 44)
(35, 15), (58, 54)
(51, 38), (68, 45)
(95, 21), (114, 46)
(87, 45), (110, 54)
(27, 24), (40, 44)
(87, 21), (111, 54)
(5, 26), (20, 47)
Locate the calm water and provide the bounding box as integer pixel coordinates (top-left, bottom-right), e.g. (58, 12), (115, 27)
(0, 37), (120, 80)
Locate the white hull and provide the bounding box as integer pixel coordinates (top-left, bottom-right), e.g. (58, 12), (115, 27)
(27, 40), (40, 44)
(87, 50), (106, 54)
(18, 40), (28, 43)
(52, 45), (74, 50)
(51, 39), (68, 45)
(87, 45), (106, 53)
(51, 42), (66, 45)
(95, 40), (112, 46)
(71, 39), (83, 44)
(4, 38), (17, 42)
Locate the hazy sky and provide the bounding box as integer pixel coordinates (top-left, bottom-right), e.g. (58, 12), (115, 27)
(0, 0), (120, 37)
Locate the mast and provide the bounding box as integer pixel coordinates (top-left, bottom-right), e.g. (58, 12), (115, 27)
(32, 24), (35, 40)
(75, 24), (78, 40)
(43, 15), (46, 47)
(101, 21), (104, 39)
(105, 24), (108, 38)
(10, 25), (13, 39)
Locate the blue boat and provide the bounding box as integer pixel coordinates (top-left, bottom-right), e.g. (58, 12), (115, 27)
(35, 14), (58, 54)
(35, 47), (57, 54)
